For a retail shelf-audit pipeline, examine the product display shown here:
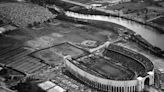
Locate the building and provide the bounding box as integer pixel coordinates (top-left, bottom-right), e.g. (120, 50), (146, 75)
(63, 42), (154, 92)
(38, 81), (67, 92)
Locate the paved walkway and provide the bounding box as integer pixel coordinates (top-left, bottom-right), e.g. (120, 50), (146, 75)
(146, 15), (163, 22)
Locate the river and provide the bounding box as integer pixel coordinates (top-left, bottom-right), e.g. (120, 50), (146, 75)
(65, 11), (164, 50)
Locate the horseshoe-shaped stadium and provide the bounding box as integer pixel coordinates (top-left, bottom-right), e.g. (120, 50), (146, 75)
(63, 42), (154, 92)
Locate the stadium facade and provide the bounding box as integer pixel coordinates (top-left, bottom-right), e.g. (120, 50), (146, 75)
(63, 42), (154, 92)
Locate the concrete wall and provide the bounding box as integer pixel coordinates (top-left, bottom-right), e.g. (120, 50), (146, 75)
(137, 71), (155, 91)
(64, 58), (139, 92)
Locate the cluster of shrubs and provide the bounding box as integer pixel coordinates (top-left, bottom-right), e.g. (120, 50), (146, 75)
(0, 2), (56, 27)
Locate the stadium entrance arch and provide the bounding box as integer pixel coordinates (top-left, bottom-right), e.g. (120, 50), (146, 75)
(144, 77), (150, 85)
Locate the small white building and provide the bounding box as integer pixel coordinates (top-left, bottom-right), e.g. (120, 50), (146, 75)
(38, 81), (67, 92)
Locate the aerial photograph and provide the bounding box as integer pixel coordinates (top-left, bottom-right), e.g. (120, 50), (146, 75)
(0, 0), (164, 92)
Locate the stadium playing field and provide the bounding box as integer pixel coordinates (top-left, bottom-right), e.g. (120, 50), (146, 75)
(90, 57), (134, 80)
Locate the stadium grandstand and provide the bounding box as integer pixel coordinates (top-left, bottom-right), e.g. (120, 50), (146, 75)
(63, 41), (154, 92)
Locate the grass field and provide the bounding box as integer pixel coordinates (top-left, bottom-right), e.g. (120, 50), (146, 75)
(33, 48), (64, 66)
(0, 17), (118, 50)
(88, 57), (134, 80)
(24, 19), (117, 50)
(51, 43), (88, 57)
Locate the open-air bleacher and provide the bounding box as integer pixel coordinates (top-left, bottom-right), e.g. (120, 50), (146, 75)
(103, 50), (146, 76)
(77, 55), (134, 80)
(103, 44), (154, 77)
(107, 44), (153, 71)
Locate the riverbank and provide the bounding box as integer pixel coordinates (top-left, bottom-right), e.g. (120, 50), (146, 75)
(49, 5), (164, 57)
(52, 0), (164, 34)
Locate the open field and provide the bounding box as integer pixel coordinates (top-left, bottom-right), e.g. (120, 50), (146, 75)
(50, 43), (89, 57)
(33, 49), (64, 66)
(0, 17), (120, 91)
(32, 42), (90, 67)
(24, 19), (117, 49)
(0, 18), (118, 49)
(91, 59), (134, 80)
